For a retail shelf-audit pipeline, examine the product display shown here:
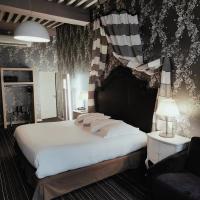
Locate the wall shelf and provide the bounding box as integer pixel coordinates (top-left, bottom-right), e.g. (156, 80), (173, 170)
(4, 82), (34, 86)
(0, 67), (36, 129)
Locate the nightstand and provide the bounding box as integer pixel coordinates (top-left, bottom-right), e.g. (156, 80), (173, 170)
(146, 131), (190, 167)
(73, 109), (87, 119)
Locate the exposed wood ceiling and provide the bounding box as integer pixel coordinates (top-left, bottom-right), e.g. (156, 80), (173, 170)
(0, 0), (97, 36)
(47, 0), (98, 9)
(0, 11), (65, 30)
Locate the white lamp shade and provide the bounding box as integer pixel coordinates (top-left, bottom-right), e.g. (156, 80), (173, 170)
(79, 91), (88, 101)
(156, 98), (180, 118)
(14, 21), (50, 43)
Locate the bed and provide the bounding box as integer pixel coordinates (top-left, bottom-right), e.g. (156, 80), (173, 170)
(14, 66), (157, 200)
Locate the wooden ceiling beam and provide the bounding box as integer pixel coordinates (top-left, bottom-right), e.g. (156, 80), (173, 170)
(37, 18), (43, 23)
(57, 0), (65, 3)
(67, 0), (77, 5)
(31, 17), (37, 21)
(6, 13), (14, 23)
(21, 15), (29, 23)
(75, 0), (89, 7)
(42, 20), (51, 26)
(47, 21), (58, 28)
(0, 0), (90, 26)
(13, 14), (22, 23)
(0, 11), (5, 21)
(52, 22), (63, 29)
(84, 0), (97, 8)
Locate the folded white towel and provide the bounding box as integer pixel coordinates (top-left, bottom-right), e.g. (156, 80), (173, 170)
(83, 115), (110, 126)
(76, 113), (104, 123)
(90, 119), (122, 133)
(96, 122), (139, 139)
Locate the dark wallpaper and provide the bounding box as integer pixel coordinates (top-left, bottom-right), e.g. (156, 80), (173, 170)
(0, 38), (58, 121)
(56, 24), (92, 74)
(56, 24), (92, 119)
(94, 0), (200, 137)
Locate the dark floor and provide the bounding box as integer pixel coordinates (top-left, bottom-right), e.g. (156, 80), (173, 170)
(0, 127), (150, 200)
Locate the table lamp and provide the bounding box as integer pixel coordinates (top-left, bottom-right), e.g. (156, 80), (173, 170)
(156, 98), (180, 138)
(79, 91), (88, 109)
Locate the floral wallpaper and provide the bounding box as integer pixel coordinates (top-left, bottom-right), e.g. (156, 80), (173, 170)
(93, 0), (200, 137)
(0, 38), (58, 122)
(56, 24), (92, 119)
(56, 24), (92, 74)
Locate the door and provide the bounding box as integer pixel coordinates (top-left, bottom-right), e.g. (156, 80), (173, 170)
(39, 72), (57, 119)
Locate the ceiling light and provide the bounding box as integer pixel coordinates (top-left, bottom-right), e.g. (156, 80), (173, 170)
(14, 21), (50, 43)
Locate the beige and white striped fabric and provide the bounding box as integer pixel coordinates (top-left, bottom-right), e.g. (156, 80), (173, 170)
(88, 19), (108, 112)
(159, 57), (172, 98)
(101, 12), (143, 69)
(88, 12), (144, 112)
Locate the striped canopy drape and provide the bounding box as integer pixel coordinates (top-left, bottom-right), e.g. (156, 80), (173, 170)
(88, 19), (108, 112)
(88, 12), (174, 135)
(101, 11), (143, 69)
(88, 12), (144, 112)
(152, 57), (172, 131)
(158, 57), (172, 98)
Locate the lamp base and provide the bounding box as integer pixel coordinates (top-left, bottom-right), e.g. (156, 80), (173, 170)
(159, 131), (175, 138)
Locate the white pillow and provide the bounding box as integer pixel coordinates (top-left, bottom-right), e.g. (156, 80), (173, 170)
(96, 122), (139, 139)
(90, 119), (122, 133)
(76, 113), (104, 123)
(83, 115), (110, 126)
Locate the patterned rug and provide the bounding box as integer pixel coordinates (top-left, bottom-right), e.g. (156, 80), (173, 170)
(0, 128), (149, 200)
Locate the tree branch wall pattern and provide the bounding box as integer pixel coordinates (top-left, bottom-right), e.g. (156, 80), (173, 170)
(56, 24), (92, 75)
(56, 24), (93, 119)
(93, 0), (200, 137)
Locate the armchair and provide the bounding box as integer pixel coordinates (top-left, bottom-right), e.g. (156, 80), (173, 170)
(147, 137), (200, 200)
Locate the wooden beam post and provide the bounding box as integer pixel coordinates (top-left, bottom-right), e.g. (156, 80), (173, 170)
(0, 0), (90, 26)
(6, 13), (14, 23)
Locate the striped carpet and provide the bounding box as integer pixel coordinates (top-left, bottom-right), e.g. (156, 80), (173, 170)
(0, 128), (149, 200)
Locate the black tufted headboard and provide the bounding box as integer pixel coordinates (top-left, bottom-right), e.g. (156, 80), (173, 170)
(94, 66), (158, 133)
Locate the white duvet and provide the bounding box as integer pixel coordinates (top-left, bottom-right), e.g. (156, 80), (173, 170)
(14, 121), (147, 179)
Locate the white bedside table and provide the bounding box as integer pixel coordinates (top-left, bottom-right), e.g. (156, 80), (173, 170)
(146, 131), (190, 167)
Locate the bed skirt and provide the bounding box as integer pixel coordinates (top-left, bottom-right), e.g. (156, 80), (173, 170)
(15, 143), (147, 200)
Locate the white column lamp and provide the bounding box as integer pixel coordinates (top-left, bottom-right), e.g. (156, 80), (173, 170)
(156, 98), (180, 138)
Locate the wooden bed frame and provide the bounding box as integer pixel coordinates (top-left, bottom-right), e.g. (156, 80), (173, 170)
(16, 66), (157, 200)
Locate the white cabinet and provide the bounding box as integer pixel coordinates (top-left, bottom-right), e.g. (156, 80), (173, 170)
(39, 72), (57, 120)
(146, 131), (190, 166)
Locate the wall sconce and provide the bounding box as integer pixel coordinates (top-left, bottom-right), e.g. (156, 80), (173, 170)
(156, 98), (180, 138)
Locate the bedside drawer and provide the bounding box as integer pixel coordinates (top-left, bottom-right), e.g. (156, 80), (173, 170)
(158, 152), (173, 161)
(159, 142), (176, 156)
(147, 138), (159, 163)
